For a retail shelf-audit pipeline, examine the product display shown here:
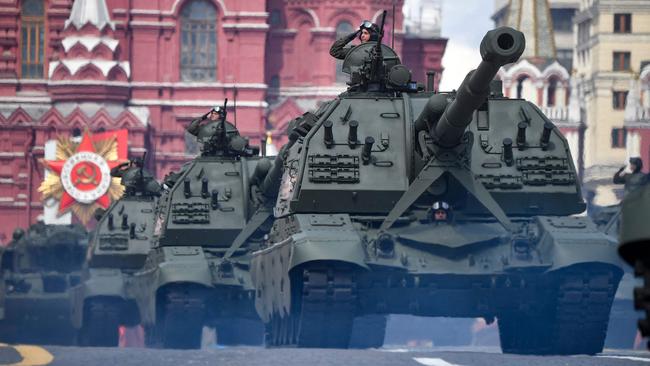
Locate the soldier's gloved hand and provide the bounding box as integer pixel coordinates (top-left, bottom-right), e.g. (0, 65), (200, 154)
(618, 166), (626, 173)
(344, 30), (360, 43)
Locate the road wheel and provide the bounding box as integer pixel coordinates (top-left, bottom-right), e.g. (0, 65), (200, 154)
(80, 298), (120, 347)
(348, 315), (387, 348)
(159, 287), (205, 349)
(499, 266), (620, 355)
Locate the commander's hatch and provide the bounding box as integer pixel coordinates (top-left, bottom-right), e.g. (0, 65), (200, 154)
(341, 42), (401, 75)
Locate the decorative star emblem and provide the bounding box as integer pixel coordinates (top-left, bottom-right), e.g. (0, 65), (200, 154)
(39, 131), (126, 223)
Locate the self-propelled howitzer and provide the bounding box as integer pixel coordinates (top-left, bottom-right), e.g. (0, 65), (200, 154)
(128, 115), (275, 349)
(251, 26), (623, 354)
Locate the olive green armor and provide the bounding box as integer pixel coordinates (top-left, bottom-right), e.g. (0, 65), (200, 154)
(127, 111), (273, 349)
(71, 159), (160, 347)
(251, 27), (624, 354)
(0, 223), (88, 345)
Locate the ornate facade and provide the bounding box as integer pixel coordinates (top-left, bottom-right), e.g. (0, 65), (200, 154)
(574, 0), (650, 205)
(496, 0), (581, 174)
(0, 0), (446, 243)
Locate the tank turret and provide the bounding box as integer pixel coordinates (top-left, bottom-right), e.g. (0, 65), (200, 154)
(110, 153), (161, 197)
(422, 27), (525, 147)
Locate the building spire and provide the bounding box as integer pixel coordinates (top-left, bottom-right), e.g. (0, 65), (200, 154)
(506, 0), (556, 59)
(65, 0), (115, 31)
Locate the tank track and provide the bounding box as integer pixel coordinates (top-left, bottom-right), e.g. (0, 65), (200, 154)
(634, 261), (650, 349)
(266, 266), (357, 348)
(348, 315), (387, 349)
(79, 298), (120, 347)
(216, 318), (264, 345)
(159, 287), (205, 349)
(499, 266), (620, 355)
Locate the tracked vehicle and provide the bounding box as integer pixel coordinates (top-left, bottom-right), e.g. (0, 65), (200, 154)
(0, 223), (87, 345)
(251, 24), (624, 354)
(71, 156), (161, 347)
(128, 104), (274, 349)
(619, 184), (650, 348)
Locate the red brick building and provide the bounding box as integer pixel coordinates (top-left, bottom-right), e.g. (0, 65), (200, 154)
(0, 0), (446, 243)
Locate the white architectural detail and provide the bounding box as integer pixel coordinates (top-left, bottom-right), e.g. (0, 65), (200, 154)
(61, 36), (119, 53)
(65, 0), (115, 31)
(403, 0), (441, 37)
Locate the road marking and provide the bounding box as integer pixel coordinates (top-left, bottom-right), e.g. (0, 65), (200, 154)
(0, 343), (54, 366)
(598, 355), (650, 363)
(381, 348), (411, 352)
(413, 357), (463, 366)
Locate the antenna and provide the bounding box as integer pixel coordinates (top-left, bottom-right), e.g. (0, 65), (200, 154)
(234, 86), (238, 127)
(391, 0), (396, 48)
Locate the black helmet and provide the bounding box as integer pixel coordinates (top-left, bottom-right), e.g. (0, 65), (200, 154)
(359, 20), (379, 42)
(131, 157), (144, 167)
(212, 106), (225, 115)
(629, 157), (643, 173)
(430, 201), (451, 222)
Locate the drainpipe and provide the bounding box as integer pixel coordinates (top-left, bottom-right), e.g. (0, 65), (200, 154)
(26, 126), (37, 225)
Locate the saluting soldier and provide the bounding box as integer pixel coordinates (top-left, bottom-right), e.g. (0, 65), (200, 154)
(329, 20), (379, 60)
(613, 157), (648, 195)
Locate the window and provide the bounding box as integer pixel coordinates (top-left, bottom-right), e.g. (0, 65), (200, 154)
(613, 91), (628, 110)
(516, 75), (529, 99)
(547, 78), (558, 106)
(335, 21), (353, 83)
(551, 9), (575, 33)
(269, 10), (282, 26)
(21, 0), (45, 79)
(180, 0), (217, 81)
(611, 128), (627, 148)
(613, 52), (631, 71)
(578, 21), (590, 44)
(614, 13), (631, 33)
(269, 75), (279, 89)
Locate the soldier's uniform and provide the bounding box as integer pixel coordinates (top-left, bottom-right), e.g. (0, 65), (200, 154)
(329, 31), (361, 60)
(111, 161), (161, 196)
(329, 21), (379, 60)
(613, 157), (648, 195)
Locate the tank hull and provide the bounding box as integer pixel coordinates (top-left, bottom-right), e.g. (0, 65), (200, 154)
(0, 284), (77, 345)
(71, 196), (157, 347)
(252, 213), (623, 353)
(127, 245), (262, 348)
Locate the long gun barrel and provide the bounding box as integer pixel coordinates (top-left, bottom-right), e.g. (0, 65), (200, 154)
(427, 27), (525, 147)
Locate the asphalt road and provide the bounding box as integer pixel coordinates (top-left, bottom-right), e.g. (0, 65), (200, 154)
(2, 345), (650, 366)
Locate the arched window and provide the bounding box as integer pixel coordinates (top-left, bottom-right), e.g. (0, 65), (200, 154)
(335, 21), (353, 83)
(516, 75), (529, 99)
(180, 0), (217, 81)
(21, 0), (45, 78)
(547, 77), (558, 106)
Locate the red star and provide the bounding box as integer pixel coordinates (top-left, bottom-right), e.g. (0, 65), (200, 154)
(44, 132), (122, 213)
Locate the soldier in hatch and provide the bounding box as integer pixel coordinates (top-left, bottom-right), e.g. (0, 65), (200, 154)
(613, 157), (648, 195)
(329, 20), (379, 60)
(111, 157), (161, 196)
(186, 105), (258, 157)
(429, 201), (452, 224)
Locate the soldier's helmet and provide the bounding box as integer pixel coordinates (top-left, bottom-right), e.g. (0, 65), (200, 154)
(359, 20), (379, 42)
(629, 157), (643, 173)
(12, 228), (25, 241)
(430, 201), (451, 222)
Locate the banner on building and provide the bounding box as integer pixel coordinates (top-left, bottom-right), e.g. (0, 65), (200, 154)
(39, 130), (129, 224)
